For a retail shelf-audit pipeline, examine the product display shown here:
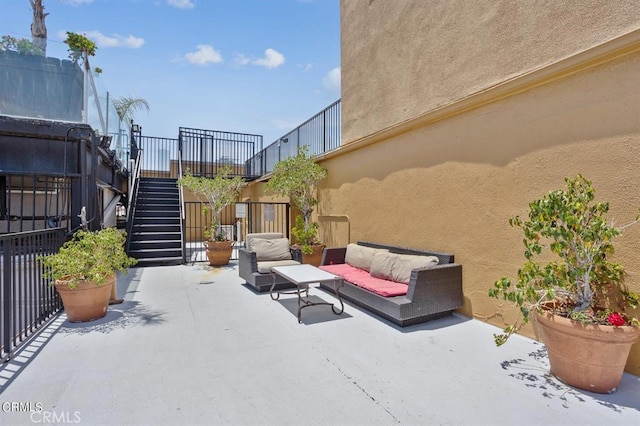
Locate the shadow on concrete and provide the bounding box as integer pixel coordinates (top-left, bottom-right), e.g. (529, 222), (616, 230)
(0, 315), (65, 395)
(276, 295), (353, 325)
(57, 300), (167, 335)
(501, 342), (640, 413)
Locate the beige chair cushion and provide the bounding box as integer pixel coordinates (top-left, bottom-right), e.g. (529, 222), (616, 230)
(257, 259), (300, 274)
(345, 243), (389, 271)
(370, 252), (439, 284)
(246, 233), (284, 252)
(252, 237), (292, 261)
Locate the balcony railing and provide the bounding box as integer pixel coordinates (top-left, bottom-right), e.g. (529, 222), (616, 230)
(246, 99), (341, 177)
(1, 227), (66, 361)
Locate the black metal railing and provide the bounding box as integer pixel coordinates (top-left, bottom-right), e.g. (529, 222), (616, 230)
(179, 127), (262, 179)
(183, 201), (290, 263)
(1, 227), (66, 361)
(246, 99), (341, 177)
(1, 175), (74, 234)
(125, 149), (143, 253)
(132, 136), (180, 179)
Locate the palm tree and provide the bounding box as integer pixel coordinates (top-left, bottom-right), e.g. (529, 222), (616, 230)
(30, 0), (48, 55)
(112, 96), (150, 157)
(113, 96), (150, 125)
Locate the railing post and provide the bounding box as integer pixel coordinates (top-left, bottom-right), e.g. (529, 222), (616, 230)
(2, 238), (13, 360)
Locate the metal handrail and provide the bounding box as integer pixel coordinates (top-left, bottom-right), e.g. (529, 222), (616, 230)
(177, 144), (186, 263)
(125, 148), (143, 252)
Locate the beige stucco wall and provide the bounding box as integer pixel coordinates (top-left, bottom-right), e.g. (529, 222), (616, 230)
(244, 1), (640, 374)
(341, 0), (640, 143)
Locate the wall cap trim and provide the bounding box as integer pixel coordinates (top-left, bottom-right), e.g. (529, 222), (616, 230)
(321, 28), (640, 162)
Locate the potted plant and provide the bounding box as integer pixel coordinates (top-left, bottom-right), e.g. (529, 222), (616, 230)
(39, 227), (137, 322)
(489, 174), (640, 393)
(178, 165), (246, 266)
(265, 145), (328, 266)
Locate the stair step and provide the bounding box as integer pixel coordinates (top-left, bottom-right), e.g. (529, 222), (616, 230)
(134, 217), (181, 225)
(130, 231), (182, 241)
(128, 178), (184, 265)
(129, 248), (183, 259)
(132, 224), (181, 233)
(134, 210), (180, 217)
(134, 257), (183, 267)
(129, 240), (182, 250)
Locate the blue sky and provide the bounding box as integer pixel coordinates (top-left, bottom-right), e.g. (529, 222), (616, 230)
(0, 0), (340, 146)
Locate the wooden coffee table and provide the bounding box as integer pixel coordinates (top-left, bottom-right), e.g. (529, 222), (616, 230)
(270, 264), (344, 323)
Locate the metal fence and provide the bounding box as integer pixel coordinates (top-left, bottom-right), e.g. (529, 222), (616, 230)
(132, 136), (180, 179)
(246, 99), (341, 176)
(183, 202), (290, 263)
(179, 127), (262, 179)
(1, 175), (73, 234)
(1, 227), (66, 361)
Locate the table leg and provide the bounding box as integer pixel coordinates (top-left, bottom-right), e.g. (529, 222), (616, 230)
(270, 275), (280, 300)
(331, 278), (345, 315)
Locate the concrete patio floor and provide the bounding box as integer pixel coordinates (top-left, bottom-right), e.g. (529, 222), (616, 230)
(1, 263), (639, 425)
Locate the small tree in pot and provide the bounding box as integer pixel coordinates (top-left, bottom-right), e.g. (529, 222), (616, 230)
(265, 146), (328, 265)
(489, 174), (640, 393)
(178, 165), (246, 266)
(39, 227), (137, 322)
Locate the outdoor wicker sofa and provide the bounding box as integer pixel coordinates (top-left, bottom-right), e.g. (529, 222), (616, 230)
(238, 232), (302, 292)
(319, 241), (463, 326)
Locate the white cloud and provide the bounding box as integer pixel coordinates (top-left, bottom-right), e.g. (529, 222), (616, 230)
(167, 0), (195, 9)
(184, 44), (223, 65)
(57, 30), (144, 49)
(252, 48), (285, 69)
(84, 31), (145, 49)
(322, 67), (341, 94)
(233, 53), (251, 66)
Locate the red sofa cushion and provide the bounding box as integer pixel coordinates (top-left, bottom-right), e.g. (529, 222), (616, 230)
(319, 264), (408, 297)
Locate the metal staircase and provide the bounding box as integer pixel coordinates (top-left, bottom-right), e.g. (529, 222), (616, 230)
(128, 177), (183, 266)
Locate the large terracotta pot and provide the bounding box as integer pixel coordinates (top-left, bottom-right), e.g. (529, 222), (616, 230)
(55, 274), (115, 323)
(301, 244), (325, 266)
(203, 240), (234, 266)
(535, 310), (640, 393)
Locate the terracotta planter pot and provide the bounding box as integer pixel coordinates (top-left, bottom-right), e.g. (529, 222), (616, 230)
(203, 240), (234, 266)
(55, 274), (115, 323)
(301, 244), (325, 266)
(534, 310), (640, 393)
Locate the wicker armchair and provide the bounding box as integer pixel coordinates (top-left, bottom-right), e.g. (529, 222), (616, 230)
(238, 233), (302, 292)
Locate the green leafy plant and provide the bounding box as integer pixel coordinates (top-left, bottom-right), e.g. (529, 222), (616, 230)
(39, 227), (137, 289)
(63, 31), (97, 64)
(177, 165), (246, 241)
(291, 215), (320, 254)
(489, 174), (640, 346)
(265, 145), (327, 253)
(0, 35), (43, 55)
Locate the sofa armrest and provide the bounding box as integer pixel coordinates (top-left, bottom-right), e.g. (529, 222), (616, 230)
(238, 248), (259, 278)
(290, 247), (303, 263)
(406, 263), (463, 309)
(321, 247), (347, 265)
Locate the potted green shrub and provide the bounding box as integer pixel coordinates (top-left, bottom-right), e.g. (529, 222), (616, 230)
(39, 227), (137, 322)
(489, 174), (640, 393)
(265, 145), (328, 266)
(178, 165), (246, 266)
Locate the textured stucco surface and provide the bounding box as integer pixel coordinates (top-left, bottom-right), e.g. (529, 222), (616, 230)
(341, 0), (640, 143)
(246, 51), (640, 373)
(245, 1), (640, 374)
